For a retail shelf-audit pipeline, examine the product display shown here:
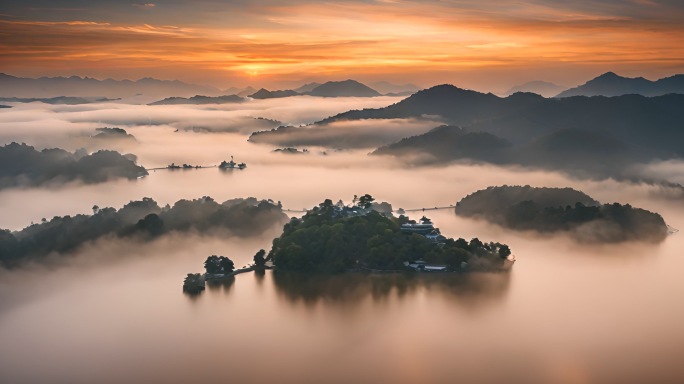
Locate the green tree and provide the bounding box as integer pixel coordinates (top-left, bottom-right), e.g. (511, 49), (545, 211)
(204, 255), (221, 274)
(253, 249), (266, 267)
(357, 194), (375, 209)
(219, 256), (235, 273)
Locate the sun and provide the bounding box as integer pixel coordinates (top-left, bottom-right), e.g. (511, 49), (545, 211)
(244, 64), (263, 78)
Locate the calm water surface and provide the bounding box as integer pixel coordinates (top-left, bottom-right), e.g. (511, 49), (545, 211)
(1, 102), (683, 383)
(1, 204), (682, 384)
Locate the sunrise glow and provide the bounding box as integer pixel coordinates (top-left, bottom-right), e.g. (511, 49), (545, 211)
(1, 1), (683, 90)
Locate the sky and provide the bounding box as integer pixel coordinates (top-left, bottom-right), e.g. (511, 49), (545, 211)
(1, 0), (684, 91)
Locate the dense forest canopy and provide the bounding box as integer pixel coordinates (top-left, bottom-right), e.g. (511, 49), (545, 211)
(321, 85), (684, 156)
(0, 197), (288, 267)
(457, 186), (668, 243)
(92, 127), (137, 142)
(0, 142), (146, 189)
(268, 197), (512, 273)
(373, 124), (654, 179)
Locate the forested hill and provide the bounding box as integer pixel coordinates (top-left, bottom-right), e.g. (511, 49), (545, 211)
(319, 84), (684, 156)
(269, 197), (512, 273)
(0, 142), (147, 189)
(0, 197), (288, 267)
(456, 186), (668, 243)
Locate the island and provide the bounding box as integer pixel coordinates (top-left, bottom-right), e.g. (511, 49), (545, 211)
(456, 185), (669, 243)
(182, 195), (514, 293)
(272, 147), (309, 155)
(1, 197), (288, 268)
(91, 127), (137, 142)
(268, 197), (512, 273)
(0, 142), (147, 189)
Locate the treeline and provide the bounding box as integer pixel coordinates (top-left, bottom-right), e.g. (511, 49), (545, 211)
(372, 125), (642, 178)
(456, 185), (599, 217)
(268, 198), (511, 273)
(0, 197), (288, 267)
(457, 185), (668, 243)
(92, 127), (137, 142)
(0, 142), (147, 189)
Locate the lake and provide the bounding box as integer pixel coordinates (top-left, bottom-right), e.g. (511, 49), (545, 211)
(1, 99), (683, 384)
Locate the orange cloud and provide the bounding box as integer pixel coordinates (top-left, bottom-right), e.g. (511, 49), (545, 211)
(0, 1), (683, 89)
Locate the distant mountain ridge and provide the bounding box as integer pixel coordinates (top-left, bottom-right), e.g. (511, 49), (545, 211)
(372, 125), (640, 177)
(224, 86), (257, 97)
(0, 96), (119, 105)
(293, 82), (322, 93)
(320, 84), (684, 154)
(249, 83), (684, 178)
(0, 73), (394, 99)
(369, 81), (421, 95)
(249, 88), (300, 99)
(246, 80), (384, 99)
(504, 81), (566, 97)
(307, 79), (381, 97)
(148, 94), (245, 105)
(557, 72), (684, 97)
(0, 73), (223, 98)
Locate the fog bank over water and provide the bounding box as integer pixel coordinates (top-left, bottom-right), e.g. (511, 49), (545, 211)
(0, 96), (404, 148)
(1, 97), (684, 383)
(1, 205), (683, 384)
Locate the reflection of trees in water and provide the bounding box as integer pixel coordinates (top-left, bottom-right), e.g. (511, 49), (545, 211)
(272, 271), (511, 308)
(254, 268), (266, 285)
(206, 276), (235, 293)
(183, 290), (203, 302)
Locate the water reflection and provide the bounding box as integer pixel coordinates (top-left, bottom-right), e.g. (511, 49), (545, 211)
(269, 271), (511, 308)
(205, 275), (236, 293)
(254, 268), (266, 284)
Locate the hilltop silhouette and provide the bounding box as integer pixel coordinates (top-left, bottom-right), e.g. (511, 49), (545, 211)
(557, 72), (684, 97)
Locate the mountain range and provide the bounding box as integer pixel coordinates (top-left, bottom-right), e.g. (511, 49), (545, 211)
(306, 80), (381, 97)
(147, 80), (388, 104)
(0, 73), (224, 98)
(372, 125), (639, 177)
(249, 80), (383, 98)
(504, 81), (566, 97)
(557, 72), (684, 97)
(250, 83), (684, 177)
(321, 84), (684, 152)
(148, 94), (245, 105)
(0, 96), (120, 105)
(0, 73), (414, 100)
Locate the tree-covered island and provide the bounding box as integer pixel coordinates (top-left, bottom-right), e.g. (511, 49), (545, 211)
(187, 195), (513, 287)
(267, 197), (512, 273)
(456, 185), (669, 243)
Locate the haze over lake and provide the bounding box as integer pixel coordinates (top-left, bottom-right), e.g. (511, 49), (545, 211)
(1, 95), (683, 384)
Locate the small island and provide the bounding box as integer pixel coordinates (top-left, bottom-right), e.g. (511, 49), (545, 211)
(272, 147), (309, 155)
(219, 156), (247, 170)
(0, 142), (147, 189)
(456, 185), (669, 243)
(91, 127), (137, 142)
(183, 195), (514, 292)
(268, 197), (512, 273)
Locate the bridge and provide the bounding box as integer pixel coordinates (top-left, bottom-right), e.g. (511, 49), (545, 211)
(145, 165), (218, 171)
(282, 205), (457, 214)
